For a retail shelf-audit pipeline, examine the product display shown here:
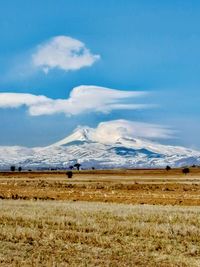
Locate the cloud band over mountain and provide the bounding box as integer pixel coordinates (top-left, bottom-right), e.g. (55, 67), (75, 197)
(91, 120), (174, 141)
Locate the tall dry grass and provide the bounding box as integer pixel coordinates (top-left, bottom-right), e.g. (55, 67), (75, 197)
(0, 200), (200, 266)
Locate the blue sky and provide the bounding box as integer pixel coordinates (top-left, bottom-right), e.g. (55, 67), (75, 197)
(0, 0), (200, 148)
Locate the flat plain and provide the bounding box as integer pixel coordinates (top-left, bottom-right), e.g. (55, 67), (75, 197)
(0, 169), (200, 266)
(0, 169), (200, 205)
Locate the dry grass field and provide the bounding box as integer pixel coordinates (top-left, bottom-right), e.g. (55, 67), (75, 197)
(0, 200), (200, 267)
(0, 169), (200, 205)
(0, 169), (200, 266)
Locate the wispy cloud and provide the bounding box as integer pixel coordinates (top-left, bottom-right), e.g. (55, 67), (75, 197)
(0, 85), (149, 116)
(32, 36), (100, 73)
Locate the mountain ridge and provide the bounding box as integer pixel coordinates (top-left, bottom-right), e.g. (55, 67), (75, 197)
(0, 126), (200, 169)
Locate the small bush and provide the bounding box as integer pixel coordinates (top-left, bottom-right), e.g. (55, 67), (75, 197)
(66, 171), (73, 178)
(10, 166), (15, 172)
(18, 167), (22, 172)
(182, 168), (190, 175)
(166, 165), (171, 171)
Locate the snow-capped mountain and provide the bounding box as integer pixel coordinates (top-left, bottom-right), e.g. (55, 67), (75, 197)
(0, 125), (200, 169)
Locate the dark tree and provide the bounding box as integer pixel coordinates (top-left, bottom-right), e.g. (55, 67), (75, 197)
(166, 165), (171, 171)
(182, 167), (190, 175)
(92, 167), (95, 170)
(66, 171), (73, 178)
(10, 166), (15, 172)
(69, 165), (74, 170)
(74, 163), (81, 171)
(18, 167), (22, 172)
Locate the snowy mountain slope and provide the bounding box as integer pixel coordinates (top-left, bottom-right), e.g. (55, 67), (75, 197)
(50, 126), (199, 156)
(0, 126), (200, 169)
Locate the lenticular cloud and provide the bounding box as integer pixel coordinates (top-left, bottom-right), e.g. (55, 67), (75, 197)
(91, 120), (174, 141)
(0, 85), (149, 116)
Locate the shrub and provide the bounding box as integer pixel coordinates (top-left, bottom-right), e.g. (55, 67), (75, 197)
(166, 165), (171, 171)
(18, 167), (22, 172)
(182, 168), (190, 175)
(10, 166), (15, 172)
(66, 171), (73, 178)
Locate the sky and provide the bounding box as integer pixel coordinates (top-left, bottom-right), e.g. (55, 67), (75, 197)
(0, 0), (200, 148)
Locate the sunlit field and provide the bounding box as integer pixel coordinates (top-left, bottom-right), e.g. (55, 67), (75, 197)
(0, 200), (200, 267)
(0, 169), (200, 266)
(0, 169), (200, 205)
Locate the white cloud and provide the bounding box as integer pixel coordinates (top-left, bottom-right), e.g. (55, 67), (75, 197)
(91, 120), (173, 142)
(0, 85), (149, 116)
(32, 36), (100, 73)
(0, 93), (50, 108)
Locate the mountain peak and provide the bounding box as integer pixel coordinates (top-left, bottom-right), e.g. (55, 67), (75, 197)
(50, 126), (94, 147)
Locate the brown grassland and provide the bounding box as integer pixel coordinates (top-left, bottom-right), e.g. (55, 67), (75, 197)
(0, 169), (200, 266)
(1, 169), (200, 205)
